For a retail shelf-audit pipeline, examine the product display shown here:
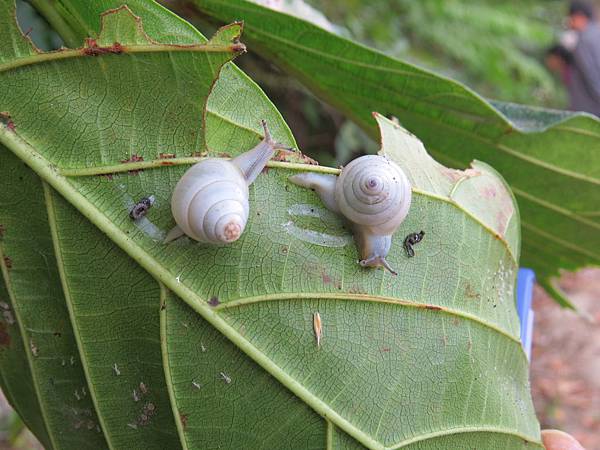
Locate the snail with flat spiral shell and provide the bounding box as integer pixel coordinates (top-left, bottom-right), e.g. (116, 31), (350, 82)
(289, 155), (412, 274)
(165, 121), (287, 244)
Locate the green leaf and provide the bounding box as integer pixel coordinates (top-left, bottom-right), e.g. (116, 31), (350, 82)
(191, 0), (600, 307)
(0, 2), (541, 449)
(0, 150), (106, 449)
(31, 0), (297, 154)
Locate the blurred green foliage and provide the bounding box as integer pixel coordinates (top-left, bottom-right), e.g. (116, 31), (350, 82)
(309, 0), (567, 108)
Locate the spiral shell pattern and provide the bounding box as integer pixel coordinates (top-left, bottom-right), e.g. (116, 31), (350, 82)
(170, 159), (249, 243)
(334, 155), (411, 235)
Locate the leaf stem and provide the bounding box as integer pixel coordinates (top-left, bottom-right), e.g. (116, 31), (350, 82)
(59, 157), (341, 177)
(159, 285), (189, 450)
(0, 42), (244, 74)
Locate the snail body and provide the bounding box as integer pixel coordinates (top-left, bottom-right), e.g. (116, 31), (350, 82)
(165, 121), (285, 244)
(289, 155), (412, 274)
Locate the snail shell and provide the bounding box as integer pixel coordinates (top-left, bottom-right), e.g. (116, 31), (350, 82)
(165, 121), (287, 244)
(170, 160), (249, 243)
(335, 155), (411, 236)
(289, 155), (412, 274)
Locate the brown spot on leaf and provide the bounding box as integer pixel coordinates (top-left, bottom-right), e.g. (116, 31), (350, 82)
(179, 412), (188, 430)
(464, 283), (481, 300)
(82, 39), (124, 56)
(425, 305), (442, 311)
(3, 256), (12, 269)
(0, 112), (14, 131)
(0, 224), (5, 238)
(121, 154), (144, 174)
(208, 296), (220, 307)
(158, 152), (176, 159)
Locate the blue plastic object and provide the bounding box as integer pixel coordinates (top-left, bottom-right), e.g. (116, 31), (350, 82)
(516, 268), (535, 360)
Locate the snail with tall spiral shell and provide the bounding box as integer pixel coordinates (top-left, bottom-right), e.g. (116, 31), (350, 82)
(289, 155), (412, 274)
(165, 121), (288, 244)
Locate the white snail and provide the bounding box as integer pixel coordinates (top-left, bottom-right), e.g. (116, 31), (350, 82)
(165, 121), (286, 244)
(289, 155), (412, 274)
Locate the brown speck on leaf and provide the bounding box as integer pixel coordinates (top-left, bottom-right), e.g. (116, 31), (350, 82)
(3, 256), (12, 269)
(425, 305), (442, 311)
(217, 152), (231, 158)
(179, 412), (188, 430)
(0, 224), (5, 237)
(0, 323), (11, 348)
(158, 152), (176, 159)
(100, 173), (114, 181)
(83, 39), (124, 56)
(381, 347), (390, 353)
(191, 151), (208, 158)
(139, 382), (148, 394)
(464, 283), (481, 300)
(322, 272), (332, 285)
(120, 154), (144, 174)
(54, 331), (62, 338)
(0, 112), (15, 131)
(30, 340), (38, 356)
(208, 296), (220, 307)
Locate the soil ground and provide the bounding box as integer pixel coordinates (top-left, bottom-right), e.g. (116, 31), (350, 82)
(531, 268), (600, 449)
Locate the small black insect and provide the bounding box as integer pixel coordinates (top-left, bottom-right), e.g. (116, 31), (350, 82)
(129, 196), (155, 220)
(403, 231), (425, 257)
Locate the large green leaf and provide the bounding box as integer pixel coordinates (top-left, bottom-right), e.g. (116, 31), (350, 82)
(28, 0), (297, 153)
(190, 0), (600, 307)
(0, 1), (541, 449)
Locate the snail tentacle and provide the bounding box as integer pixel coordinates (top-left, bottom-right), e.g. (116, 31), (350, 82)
(164, 225), (185, 244)
(288, 173), (340, 213)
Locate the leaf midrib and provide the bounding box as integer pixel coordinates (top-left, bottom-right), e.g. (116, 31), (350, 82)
(0, 42), (242, 73)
